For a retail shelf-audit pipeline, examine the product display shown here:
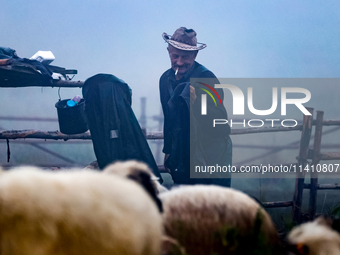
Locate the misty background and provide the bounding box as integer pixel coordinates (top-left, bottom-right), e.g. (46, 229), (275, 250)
(1, 0), (340, 227)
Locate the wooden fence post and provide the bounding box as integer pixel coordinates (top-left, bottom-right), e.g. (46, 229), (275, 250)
(292, 107), (314, 224)
(308, 111), (324, 219)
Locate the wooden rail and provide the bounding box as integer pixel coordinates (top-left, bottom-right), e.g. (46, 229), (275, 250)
(1, 120), (339, 141)
(304, 183), (340, 190)
(262, 201), (293, 208)
(0, 130), (163, 140)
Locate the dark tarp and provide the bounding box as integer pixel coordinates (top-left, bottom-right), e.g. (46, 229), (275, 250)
(82, 73), (162, 182)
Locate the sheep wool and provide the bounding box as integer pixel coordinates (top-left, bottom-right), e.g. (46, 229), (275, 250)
(103, 160), (168, 194)
(159, 185), (281, 255)
(0, 166), (162, 255)
(287, 217), (340, 255)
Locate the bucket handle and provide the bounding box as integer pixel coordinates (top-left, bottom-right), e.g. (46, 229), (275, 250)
(58, 87), (61, 102)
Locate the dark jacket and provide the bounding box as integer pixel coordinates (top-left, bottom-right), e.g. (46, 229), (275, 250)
(160, 61), (230, 153)
(83, 74), (162, 182)
(159, 62), (231, 184)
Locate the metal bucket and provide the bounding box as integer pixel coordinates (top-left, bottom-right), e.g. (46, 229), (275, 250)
(55, 99), (88, 134)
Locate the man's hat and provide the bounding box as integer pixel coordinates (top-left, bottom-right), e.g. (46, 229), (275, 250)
(162, 27), (207, 51)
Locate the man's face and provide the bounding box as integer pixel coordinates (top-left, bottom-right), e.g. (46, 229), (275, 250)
(167, 46), (198, 75)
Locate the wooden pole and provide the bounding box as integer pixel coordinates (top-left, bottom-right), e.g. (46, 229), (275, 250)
(292, 107), (314, 224)
(230, 125), (302, 135)
(320, 152), (340, 160)
(139, 97), (147, 128)
(0, 130), (164, 140)
(155, 107), (164, 164)
(52, 79), (84, 88)
(262, 201), (293, 208)
(304, 183), (340, 190)
(308, 111), (324, 219)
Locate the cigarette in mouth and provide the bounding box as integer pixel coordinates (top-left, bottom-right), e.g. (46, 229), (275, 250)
(175, 68), (179, 76)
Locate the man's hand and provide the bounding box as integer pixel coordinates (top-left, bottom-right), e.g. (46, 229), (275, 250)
(164, 154), (171, 173)
(190, 85), (197, 105)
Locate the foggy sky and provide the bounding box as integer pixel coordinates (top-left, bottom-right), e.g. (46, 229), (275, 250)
(1, 0), (339, 124)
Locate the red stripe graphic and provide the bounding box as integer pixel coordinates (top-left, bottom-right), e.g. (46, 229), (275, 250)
(198, 82), (223, 106)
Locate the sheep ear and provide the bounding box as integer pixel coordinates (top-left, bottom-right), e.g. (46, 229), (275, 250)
(316, 216), (340, 233)
(315, 216), (332, 227)
(128, 171), (163, 213)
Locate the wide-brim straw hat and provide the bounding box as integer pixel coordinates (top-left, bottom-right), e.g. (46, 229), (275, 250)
(162, 27), (206, 51)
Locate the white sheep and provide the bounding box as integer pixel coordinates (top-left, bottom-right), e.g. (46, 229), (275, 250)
(0, 165), (163, 255)
(159, 185), (281, 255)
(287, 217), (340, 255)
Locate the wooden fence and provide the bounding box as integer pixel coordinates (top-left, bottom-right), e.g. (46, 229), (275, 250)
(1, 108), (340, 222)
(292, 109), (340, 223)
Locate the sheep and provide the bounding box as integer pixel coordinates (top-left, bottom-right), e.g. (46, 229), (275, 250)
(0, 165), (163, 255)
(103, 160), (168, 213)
(103, 160), (168, 194)
(287, 216), (340, 255)
(159, 185), (282, 255)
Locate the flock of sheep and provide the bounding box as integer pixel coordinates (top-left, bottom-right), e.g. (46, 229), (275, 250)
(0, 160), (339, 255)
